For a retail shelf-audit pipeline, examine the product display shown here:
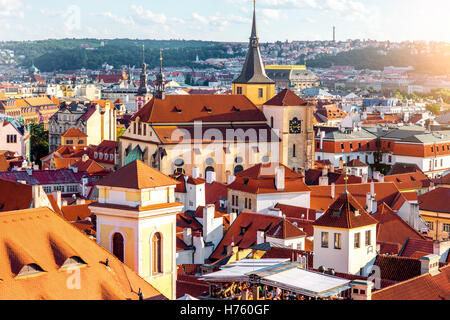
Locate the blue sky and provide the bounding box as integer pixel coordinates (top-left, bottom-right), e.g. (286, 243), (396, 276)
(1, 0), (449, 42)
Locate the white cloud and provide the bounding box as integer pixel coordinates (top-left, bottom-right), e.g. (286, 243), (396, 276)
(131, 5), (168, 24)
(98, 12), (135, 26)
(0, 0), (24, 19)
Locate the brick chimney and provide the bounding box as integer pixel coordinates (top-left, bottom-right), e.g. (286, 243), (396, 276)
(420, 254), (440, 276)
(275, 166), (285, 191)
(351, 280), (374, 300)
(192, 167), (200, 179)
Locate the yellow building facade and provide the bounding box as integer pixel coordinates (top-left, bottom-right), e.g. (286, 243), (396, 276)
(89, 160), (183, 300)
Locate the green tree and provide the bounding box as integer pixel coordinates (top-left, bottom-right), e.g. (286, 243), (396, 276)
(29, 123), (49, 166)
(426, 103), (441, 115)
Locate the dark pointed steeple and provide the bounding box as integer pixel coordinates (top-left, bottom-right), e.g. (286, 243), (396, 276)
(233, 0), (274, 85)
(154, 49), (166, 100)
(137, 44), (150, 95)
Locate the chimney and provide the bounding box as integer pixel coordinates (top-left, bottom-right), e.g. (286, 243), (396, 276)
(433, 240), (450, 256)
(373, 171), (380, 181)
(52, 191), (62, 209)
(183, 228), (193, 247)
(192, 167), (200, 179)
(322, 166), (329, 177)
(62, 199), (68, 207)
(203, 204), (216, 243)
(351, 280), (374, 301)
(32, 185), (41, 208)
(339, 159), (344, 170)
(378, 174), (385, 183)
(228, 175), (236, 185)
(206, 171), (216, 184)
(268, 207), (283, 217)
(370, 181), (376, 197)
(275, 166), (285, 191)
(420, 254), (441, 276)
(331, 183), (336, 200)
(26, 168), (33, 176)
(257, 231), (265, 245)
(229, 212), (237, 226)
(319, 175), (329, 186)
(76, 199), (86, 205)
(362, 174), (369, 184)
(72, 166), (79, 174)
(82, 154), (89, 162)
(429, 181), (436, 192)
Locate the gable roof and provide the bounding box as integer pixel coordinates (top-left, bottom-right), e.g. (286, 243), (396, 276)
(313, 191), (378, 229)
(61, 128), (87, 138)
(399, 238), (434, 258)
(266, 218), (307, 240)
(96, 160), (179, 190)
(384, 170), (431, 191)
(372, 265), (450, 300)
(0, 179), (33, 212)
(374, 203), (427, 248)
(374, 255), (423, 282)
(0, 208), (165, 300)
(132, 94), (267, 124)
(419, 187), (450, 214)
(264, 89), (309, 106)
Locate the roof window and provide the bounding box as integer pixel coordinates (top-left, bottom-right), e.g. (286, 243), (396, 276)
(17, 264), (45, 278)
(61, 256), (87, 269)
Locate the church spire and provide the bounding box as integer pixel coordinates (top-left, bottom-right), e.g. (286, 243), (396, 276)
(137, 45), (150, 96)
(154, 48), (166, 100)
(233, 0), (274, 85)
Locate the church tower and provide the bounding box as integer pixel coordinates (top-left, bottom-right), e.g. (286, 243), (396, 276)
(232, 0), (275, 106)
(89, 160), (183, 300)
(136, 45), (152, 111)
(154, 49), (166, 100)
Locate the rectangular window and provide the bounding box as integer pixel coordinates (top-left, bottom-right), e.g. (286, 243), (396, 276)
(133, 122), (136, 135)
(245, 198), (248, 209)
(321, 232), (329, 248)
(354, 233), (360, 249)
(426, 221), (434, 231)
(441, 159), (444, 167)
(258, 88), (264, 98)
(248, 199), (252, 210)
(366, 230), (371, 246)
(237, 87), (243, 95)
(66, 140), (73, 145)
(443, 223), (450, 233)
(334, 233), (342, 250)
(341, 143), (345, 151)
(232, 195), (235, 206)
(317, 142), (320, 150)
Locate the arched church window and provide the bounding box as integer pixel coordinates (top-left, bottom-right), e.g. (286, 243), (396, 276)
(112, 233), (124, 263)
(234, 165), (244, 175)
(152, 233), (163, 274)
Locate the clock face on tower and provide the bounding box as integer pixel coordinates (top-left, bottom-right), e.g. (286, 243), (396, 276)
(289, 118), (302, 134)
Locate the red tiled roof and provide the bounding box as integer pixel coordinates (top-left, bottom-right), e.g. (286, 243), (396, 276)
(309, 182), (403, 211)
(209, 212), (284, 261)
(312, 191), (378, 229)
(384, 170), (431, 191)
(0, 179), (33, 212)
(132, 95), (267, 123)
(176, 274), (209, 299)
(229, 164), (310, 194)
(0, 208), (165, 300)
(419, 187), (450, 214)
(61, 128), (87, 138)
(97, 160), (179, 190)
(266, 218), (307, 240)
(374, 203), (427, 248)
(374, 255), (422, 282)
(399, 238), (434, 258)
(205, 181), (228, 212)
(61, 204), (93, 222)
(264, 89), (309, 106)
(346, 159), (368, 167)
(372, 265), (450, 300)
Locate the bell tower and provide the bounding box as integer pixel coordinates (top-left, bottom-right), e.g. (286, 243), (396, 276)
(154, 49), (166, 100)
(136, 45), (152, 111)
(232, 0), (275, 106)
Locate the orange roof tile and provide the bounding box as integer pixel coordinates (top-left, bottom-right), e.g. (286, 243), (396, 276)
(266, 218), (307, 239)
(372, 265), (450, 300)
(61, 128), (88, 138)
(96, 160), (179, 190)
(0, 208), (165, 300)
(0, 179), (33, 212)
(61, 204), (94, 222)
(312, 191), (378, 229)
(374, 203), (427, 247)
(419, 187), (450, 214)
(132, 95), (267, 123)
(264, 89), (310, 107)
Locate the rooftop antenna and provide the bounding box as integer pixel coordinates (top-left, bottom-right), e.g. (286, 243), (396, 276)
(142, 44), (145, 65)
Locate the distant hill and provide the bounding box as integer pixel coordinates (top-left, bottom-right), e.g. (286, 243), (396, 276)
(304, 47), (450, 75)
(0, 39), (241, 71)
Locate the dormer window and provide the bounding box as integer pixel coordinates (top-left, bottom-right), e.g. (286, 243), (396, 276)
(240, 227), (247, 236)
(202, 106), (212, 113)
(17, 264), (45, 278)
(61, 256), (87, 269)
(332, 209), (341, 217)
(232, 106), (240, 112)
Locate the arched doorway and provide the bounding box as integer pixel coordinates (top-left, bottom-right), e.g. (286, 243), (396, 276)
(112, 233), (124, 263)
